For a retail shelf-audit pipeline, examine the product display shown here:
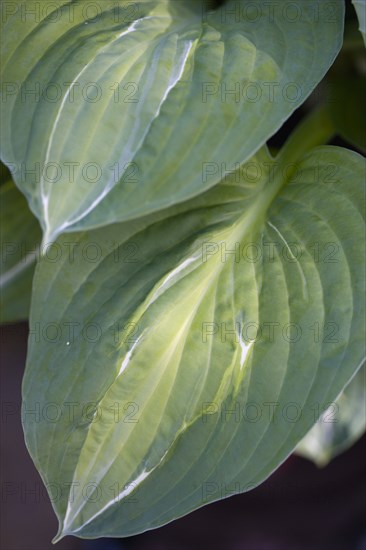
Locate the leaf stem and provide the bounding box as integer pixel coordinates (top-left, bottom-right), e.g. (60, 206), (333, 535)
(277, 105), (336, 166)
(261, 105), (337, 205)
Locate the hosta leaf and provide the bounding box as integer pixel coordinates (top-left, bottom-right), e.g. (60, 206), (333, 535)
(1, 0), (344, 240)
(353, 0), (366, 45)
(23, 141), (365, 539)
(296, 364), (366, 466)
(0, 175), (42, 323)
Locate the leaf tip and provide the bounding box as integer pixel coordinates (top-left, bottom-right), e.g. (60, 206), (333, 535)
(52, 526), (67, 545)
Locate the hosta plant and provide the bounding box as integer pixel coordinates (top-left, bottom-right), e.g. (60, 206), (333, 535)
(0, 0), (365, 542)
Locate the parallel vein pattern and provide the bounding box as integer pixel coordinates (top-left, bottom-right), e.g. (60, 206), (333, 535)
(1, 0), (344, 239)
(296, 364), (366, 465)
(22, 145), (365, 538)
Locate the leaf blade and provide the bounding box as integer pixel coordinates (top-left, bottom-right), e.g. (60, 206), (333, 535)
(353, 0), (366, 45)
(296, 364), (366, 466)
(1, 0), (345, 238)
(0, 175), (42, 323)
(23, 144), (365, 538)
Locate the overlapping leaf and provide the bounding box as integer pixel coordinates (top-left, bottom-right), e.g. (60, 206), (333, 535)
(23, 140), (365, 539)
(0, 175), (42, 323)
(353, 0), (366, 45)
(1, 0), (344, 240)
(296, 364), (366, 466)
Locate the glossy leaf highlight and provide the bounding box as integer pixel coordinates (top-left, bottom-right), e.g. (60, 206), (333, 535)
(1, 0), (344, 239)
(23, 143), (365, 539)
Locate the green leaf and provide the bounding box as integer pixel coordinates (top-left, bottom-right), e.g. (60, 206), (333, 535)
(1, 0), (344, 240)
(22, 142), (365, 539)
(296, 364), (366, 466)
(352, 0), (366, 45)
(0, 175), (42, 323)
